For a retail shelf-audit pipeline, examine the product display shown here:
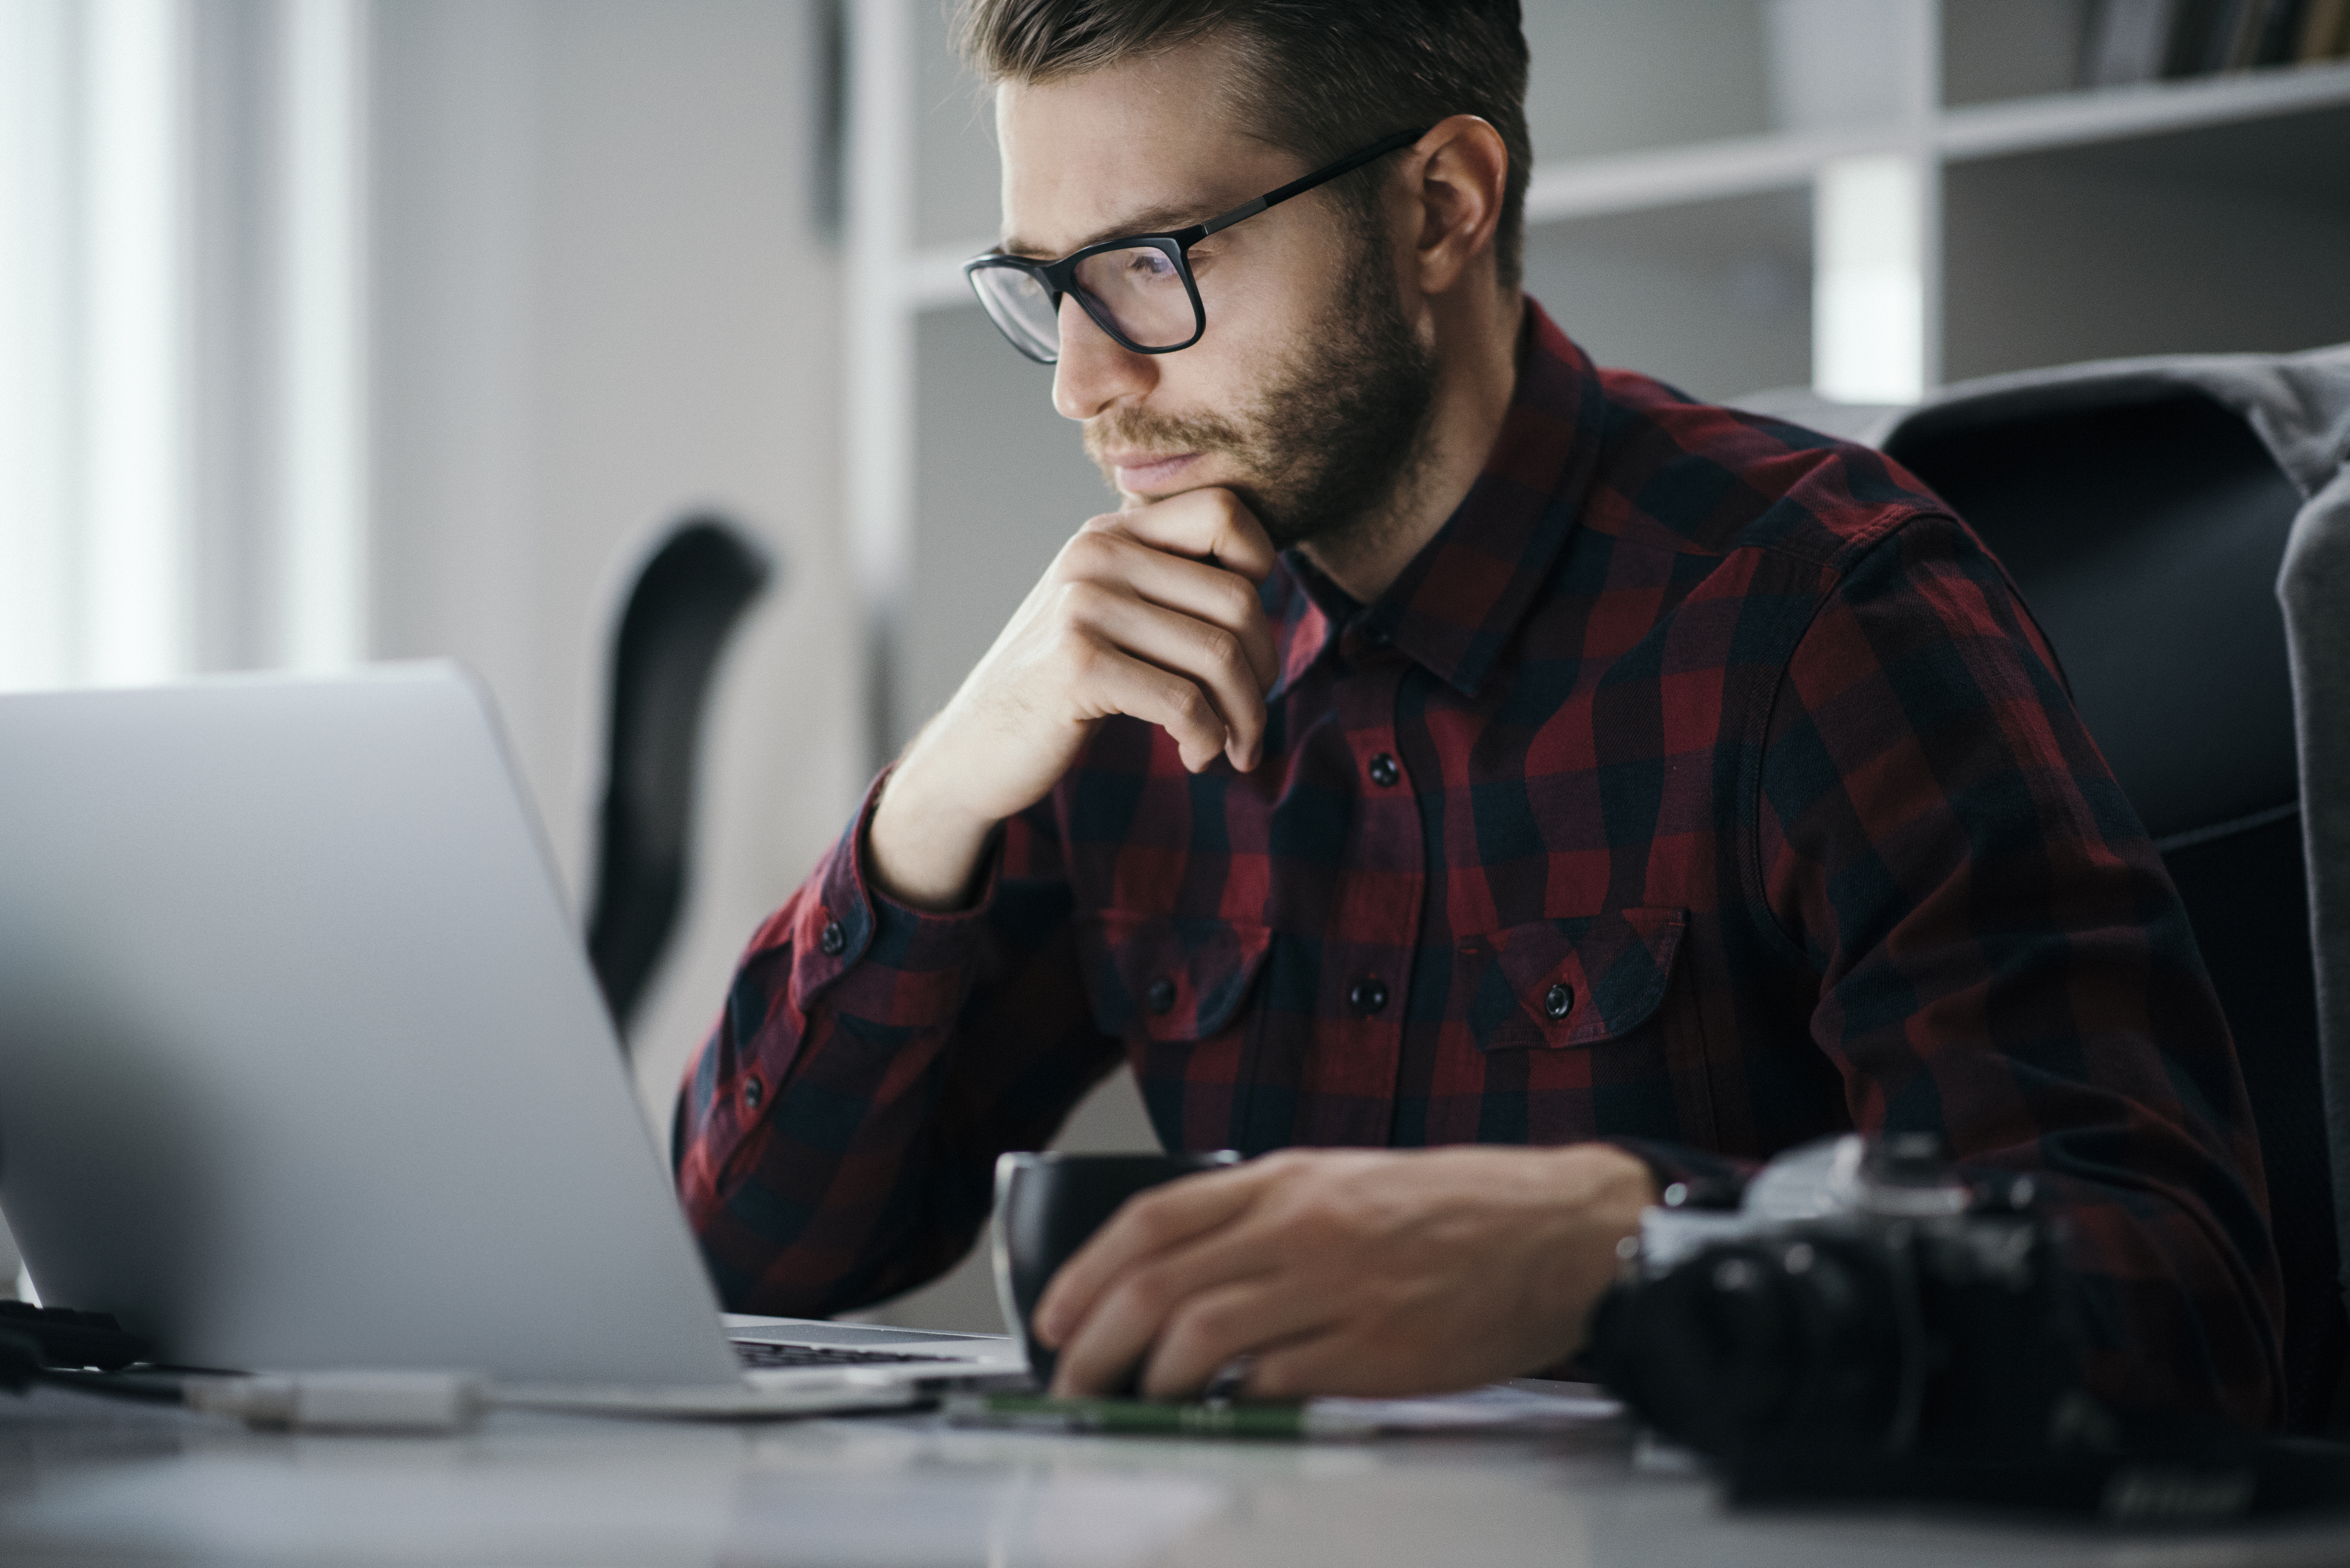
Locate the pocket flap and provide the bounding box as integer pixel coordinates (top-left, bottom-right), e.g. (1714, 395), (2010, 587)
(1077, 913), (1274, 1042)
(1464, 907), (1686, 1053)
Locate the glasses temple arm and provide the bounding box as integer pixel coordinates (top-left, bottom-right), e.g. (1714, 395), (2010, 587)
(1198, 127), (1429, 238)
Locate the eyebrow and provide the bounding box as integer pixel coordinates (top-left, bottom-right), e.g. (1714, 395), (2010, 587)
(999, 201), (1219, 260)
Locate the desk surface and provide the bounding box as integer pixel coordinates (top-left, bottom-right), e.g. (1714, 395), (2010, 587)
(3, 1387), (2347, 1567)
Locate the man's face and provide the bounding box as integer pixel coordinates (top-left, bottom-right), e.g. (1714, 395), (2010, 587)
(996, 42), (1438, 551)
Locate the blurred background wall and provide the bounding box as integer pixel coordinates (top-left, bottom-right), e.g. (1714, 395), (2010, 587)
(0, 0), (862, 1145)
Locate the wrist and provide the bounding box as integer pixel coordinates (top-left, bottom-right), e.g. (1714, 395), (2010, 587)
(1542, 1143), (1656, 1354)
(867, 756), (997, 912)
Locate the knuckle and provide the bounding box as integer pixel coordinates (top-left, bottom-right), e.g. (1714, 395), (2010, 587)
(1199, 626), (1243, 673)
(1072, 528), (1124, 572)
(1290, 1197), (1348, 1246)
(1055, 578), (1109, 623)
(1176, 1298), (1240, 1350)
(1121, 1190), (1184, 1249)
(1050, 536), (1092, 579)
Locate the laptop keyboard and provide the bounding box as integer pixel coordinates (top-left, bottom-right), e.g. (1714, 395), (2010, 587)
(733, 1339), (960, 1369)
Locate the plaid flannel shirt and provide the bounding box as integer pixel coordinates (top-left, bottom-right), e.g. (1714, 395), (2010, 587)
(678, 301), (2283, 1427)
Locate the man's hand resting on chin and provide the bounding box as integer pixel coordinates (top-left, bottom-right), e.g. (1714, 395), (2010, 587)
(1031, 1144), (1658, 1400)
(868, 486), (1277, 913)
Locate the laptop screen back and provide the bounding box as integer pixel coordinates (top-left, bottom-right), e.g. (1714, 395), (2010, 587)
(0, 665), (741, 1386)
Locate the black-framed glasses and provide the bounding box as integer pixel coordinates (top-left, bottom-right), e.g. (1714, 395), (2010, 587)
(962, 126), (1428, 365)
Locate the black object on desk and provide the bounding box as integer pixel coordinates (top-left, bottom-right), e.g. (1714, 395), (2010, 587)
(0, 1301), (147, 1371)
(991, 1151), (1240, 1390)
(1593, 1134), (2350, 1522)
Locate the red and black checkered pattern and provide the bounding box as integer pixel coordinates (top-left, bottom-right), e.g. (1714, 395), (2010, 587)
(678, 303), (2282, 1427)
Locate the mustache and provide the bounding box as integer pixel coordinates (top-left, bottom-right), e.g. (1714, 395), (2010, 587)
(1082, 406), (1252, 474)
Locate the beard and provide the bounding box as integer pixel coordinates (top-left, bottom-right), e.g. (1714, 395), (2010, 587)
(1081, 231), (1442, 553)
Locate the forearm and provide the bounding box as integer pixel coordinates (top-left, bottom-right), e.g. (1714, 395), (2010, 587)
(677, 782), (1124, 1315)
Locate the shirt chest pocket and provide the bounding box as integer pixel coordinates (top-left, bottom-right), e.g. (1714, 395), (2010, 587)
(1075, 912), (1274, 1043)
(1461, 907), (1687, 1053)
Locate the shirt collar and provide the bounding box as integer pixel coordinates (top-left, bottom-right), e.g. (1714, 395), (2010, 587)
(1270, 299), (1608, 699)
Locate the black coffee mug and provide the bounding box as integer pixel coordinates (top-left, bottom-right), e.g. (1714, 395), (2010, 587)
(991, 1149), (1241, 1390)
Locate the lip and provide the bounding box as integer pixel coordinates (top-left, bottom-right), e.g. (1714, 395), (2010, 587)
(1105, 451), (1200, 493)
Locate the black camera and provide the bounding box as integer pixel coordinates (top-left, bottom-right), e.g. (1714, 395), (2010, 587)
(1589, 1135), (2089, 1468)
(1588, 1135), (2350, 1520)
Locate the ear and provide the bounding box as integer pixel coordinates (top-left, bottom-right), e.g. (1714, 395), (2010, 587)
(1402, 114), (1509, 298)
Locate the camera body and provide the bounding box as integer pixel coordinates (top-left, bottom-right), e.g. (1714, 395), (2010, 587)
(1589, 1133), (2088, 1466)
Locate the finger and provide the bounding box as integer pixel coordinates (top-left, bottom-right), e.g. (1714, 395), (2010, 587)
(1095, 488), (1277, 583)
(1227, 1328), (1376, 1400)
(1060, 634), (1238, 773)
(1059, 588), (1266, 767)
(1062, 531), (1277, 693)
(1034, 1165), (1267, 1347)
(1138, 1276), (1342, 1400)
(1047, 1223), (1297, 1398)
(1241, 1324), (1463, 1401)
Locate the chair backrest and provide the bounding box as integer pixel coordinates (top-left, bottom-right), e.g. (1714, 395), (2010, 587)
(1879, 372), (2339, 1431)
(2277, 373), (2350, 1435)
(585, 516), (773, 1039)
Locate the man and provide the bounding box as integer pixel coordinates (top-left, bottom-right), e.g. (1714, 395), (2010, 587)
(679, 0), (2281, 1426)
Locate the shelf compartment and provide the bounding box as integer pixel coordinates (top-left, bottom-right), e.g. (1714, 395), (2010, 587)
(1522, 0), (1779, 163)
(1940, 55), (2350, 160)
(1942, 102), (2350, 381)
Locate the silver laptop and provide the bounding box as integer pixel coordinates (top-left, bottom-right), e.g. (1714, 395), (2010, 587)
(0, 664), (1024, 1407)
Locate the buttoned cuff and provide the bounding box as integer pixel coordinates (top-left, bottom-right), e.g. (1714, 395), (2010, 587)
(788, 769), (1004, 1028)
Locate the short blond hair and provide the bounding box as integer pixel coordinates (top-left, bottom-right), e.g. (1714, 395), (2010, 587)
(957, 0), (1532, 291)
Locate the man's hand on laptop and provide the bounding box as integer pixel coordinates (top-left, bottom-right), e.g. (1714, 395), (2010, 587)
(869, 488), (1278, 911)
(1030, 1144), (1658, 1400)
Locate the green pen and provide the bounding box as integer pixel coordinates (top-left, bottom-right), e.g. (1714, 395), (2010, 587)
(941, 1392), (1376, 1440)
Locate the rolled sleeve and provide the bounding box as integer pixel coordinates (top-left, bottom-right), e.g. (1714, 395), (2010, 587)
(787, 770), (1003, 1035)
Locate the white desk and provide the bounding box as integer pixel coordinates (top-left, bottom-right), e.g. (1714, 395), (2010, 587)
(2, 1386), (2346, 1566)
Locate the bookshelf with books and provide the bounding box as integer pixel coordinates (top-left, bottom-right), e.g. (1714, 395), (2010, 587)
(1941, 0), (2350, 378)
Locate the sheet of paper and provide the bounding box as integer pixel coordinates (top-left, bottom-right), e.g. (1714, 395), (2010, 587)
(1306, 1381), (1622, 1434)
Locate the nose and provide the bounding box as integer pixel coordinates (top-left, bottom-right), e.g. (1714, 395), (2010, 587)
(1051, 294), (1156, 422)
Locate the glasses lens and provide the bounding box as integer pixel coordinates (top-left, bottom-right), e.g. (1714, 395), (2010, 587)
(1071, 244), (1199, 350)
(969, 262), (1061, 361)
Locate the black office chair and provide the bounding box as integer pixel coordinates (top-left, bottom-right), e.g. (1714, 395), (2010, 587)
(585, 516), (775, 1041)
(2281, 383), (2350, 1435)
(1873, 366), (2342, 1431)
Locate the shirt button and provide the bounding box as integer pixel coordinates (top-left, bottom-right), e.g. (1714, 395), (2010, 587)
(1348, 977), (1390, 1016)
(1368, 752), (1401, 788)
(818, 920), (847, 957)
(1543, 982), (1574, 1021)
(742, 1074), (764, 1109)
(1145, 978), (1177, 1015)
